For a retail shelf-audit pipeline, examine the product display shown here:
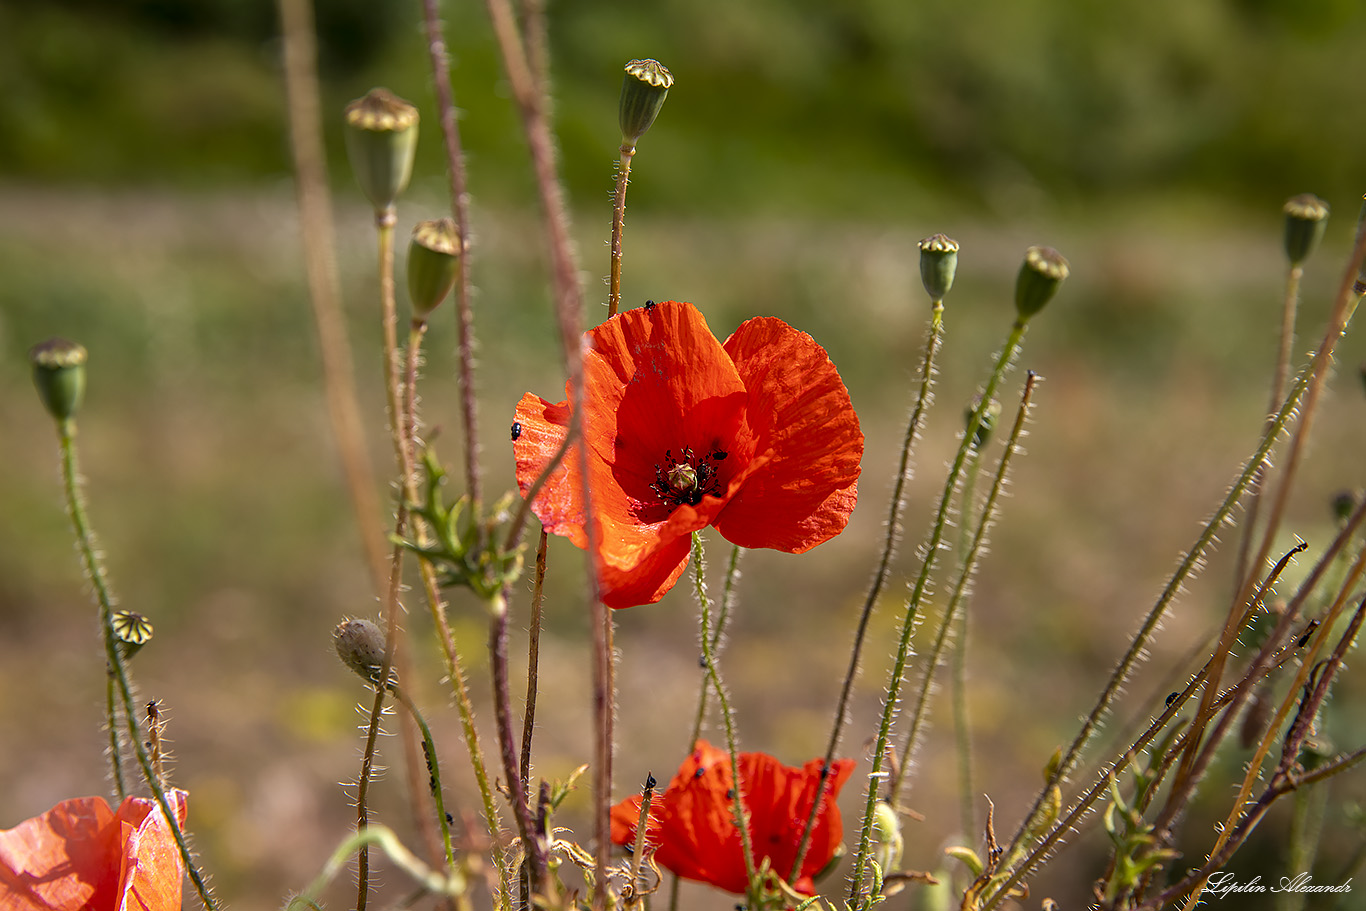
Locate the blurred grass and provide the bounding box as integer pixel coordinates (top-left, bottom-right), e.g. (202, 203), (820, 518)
(4, 0), (1366, 907)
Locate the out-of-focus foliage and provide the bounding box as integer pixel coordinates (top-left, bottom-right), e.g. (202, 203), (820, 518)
(2, 0), (1364, 215)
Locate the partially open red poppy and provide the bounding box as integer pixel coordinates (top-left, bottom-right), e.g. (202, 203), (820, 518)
(513, 300), (862, 608)
(0, 791), (188, 911)
(611, 740), (855, 896)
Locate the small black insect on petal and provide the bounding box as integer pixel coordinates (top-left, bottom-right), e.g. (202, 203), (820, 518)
(511, 421), (523, 441)
(643, 299), (656, 311)
(694, 767), (706, 779)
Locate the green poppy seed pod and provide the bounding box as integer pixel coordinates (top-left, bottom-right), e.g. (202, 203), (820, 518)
(334, 618), (390, 687)
(344, 88), (419, 215)
(112, 610), (154, 661)
(1282, 194), (1329, 266)
(1014, 246), (1069, 322)
(619, 59), (673, 146)
(29, 338), (87, 424)
(407, 218), (462, 320)
(918, 233), (959, 301)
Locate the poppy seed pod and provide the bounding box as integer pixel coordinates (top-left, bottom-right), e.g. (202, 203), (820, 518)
(334, 618), (389, 686)
(1014, 246), (1069, 322)
(1282, 194), (1329, 267)
(619, 59), (673, 146)
(344, 88), (419, 215)
(408, 218), (461, 320)
(29, 338), (87, 424)
(918, 233), (959, 302)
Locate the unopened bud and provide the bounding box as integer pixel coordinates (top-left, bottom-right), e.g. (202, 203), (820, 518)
(344, 89), (419, 215)
(1332, 490), (1358, 525)
(408, 218), (462, 320)
(334, 618), (390, 686)
(1015, 246), (1069, 322)
(919, 233), (959, 302)
(966, 398), (1001, 451)
(1283, 194), (1329, 266)
(29, 338), (87, 424)
(872, 800), (903, 874)
(619, 59), (673, 146)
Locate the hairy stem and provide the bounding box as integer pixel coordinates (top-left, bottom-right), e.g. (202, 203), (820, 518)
(849, 318), (1027, 901)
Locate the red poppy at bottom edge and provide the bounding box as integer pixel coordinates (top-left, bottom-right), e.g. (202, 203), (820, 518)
(611, 740), (855, 896)
(0, 790), (189, 911)
(513, 300), (863, 608)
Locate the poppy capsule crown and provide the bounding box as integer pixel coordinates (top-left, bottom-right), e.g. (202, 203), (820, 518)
(513, 299), (863, 608)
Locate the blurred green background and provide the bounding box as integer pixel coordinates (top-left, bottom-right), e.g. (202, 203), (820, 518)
(3, 0), (1366, 908)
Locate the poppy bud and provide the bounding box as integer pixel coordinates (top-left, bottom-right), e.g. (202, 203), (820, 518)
(619, 59), (673, 146)
(872, 800), (903, 873)
(1014, 246), (1069, 322)
(918, 233), (959, 301)
(1332, 490), (1357, 525)
(1282, 194), (1329, 267)
(334, 618), (390, 687)
(29, 338), (87, 424)
(407, 218), (462, 321)
(965, 398), (1001, 451)
(344, 88), (419, 216)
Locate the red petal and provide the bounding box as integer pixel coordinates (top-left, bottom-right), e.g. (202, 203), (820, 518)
(716, 318), (863, 552)
(0, 791), (188, 911)
(514, 302), (760, 608)
(512, 394), (586, 547)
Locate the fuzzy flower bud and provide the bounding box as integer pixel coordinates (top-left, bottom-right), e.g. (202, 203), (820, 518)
(872, 800), (904, 874)
(919, 233), (959, 302)
(29, 338), (87, 424)
(966, 398), (1002, 451)
(344, 88), (419, 215)
(334, 618), (390, 687)
(1014, 246), (1069, 322)
(1283, 194), (1329, 267)
(407, 218), (462, 321)
(619, 59), (673, 146)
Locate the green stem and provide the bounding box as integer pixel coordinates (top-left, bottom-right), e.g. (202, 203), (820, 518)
(790, 299), (944, 883)
(286, 824), (466, 911)
(58, 421), (126, 796)
(982, 358), (1325, 910)
(392, 684), (457, 870)
(691, 532), (758, 892)
(56, 420), (219, 909)
(688, 544), (744, 749)
(849, 319), (1028, 902)
(895, 374), (1037, 822)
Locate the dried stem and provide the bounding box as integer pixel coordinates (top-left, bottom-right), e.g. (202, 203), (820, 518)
(608, 144), (635, 317)
(521, 529), (549, 791)
(420, 0), (482, 510)
(275, 0), (388, 593)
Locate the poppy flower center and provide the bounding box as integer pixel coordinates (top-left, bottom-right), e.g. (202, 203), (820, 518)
(651, 446), (727, 508)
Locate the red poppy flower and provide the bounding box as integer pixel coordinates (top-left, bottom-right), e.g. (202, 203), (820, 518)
(611, 740), (855, 896)
(513, 300), (862, 608)
(0, 791), (188, 911)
